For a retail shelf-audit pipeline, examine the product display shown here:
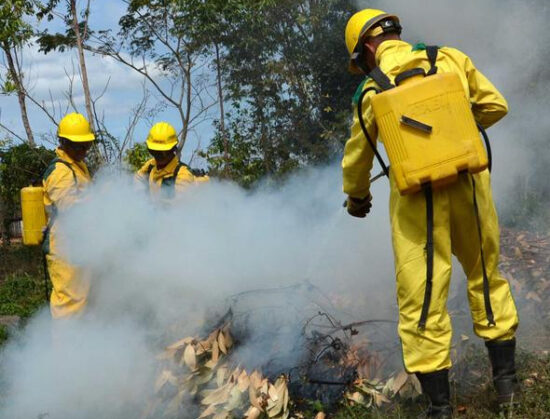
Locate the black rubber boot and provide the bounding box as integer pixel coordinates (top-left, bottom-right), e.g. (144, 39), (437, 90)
(485, 338), (521, 409)
(416, 369), (453, 418)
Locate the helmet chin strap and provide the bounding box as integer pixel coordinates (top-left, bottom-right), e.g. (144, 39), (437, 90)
(351, 42), (373, 75)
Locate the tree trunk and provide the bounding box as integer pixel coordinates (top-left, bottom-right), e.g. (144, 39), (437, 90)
(2, 43), (35, 146)
(70, 0), (95, 131)
(214, 42), (229, 170)
(176, 54), (192, 156)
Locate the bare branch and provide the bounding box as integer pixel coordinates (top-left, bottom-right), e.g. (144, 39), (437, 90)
(24, 92), (58, 125)
(62, 65), (78, 112)
(118, 85), (149, 160)
(93, 75), (111, 104)
(85, 41), (179, 108)
(1, 43), (35, 145)
(0, 120), (26, 143)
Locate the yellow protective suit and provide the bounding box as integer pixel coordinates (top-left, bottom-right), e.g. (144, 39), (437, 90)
(134, 156), (205, 198)
(342, 40), (518, 373)
(43, 148), (92, 319)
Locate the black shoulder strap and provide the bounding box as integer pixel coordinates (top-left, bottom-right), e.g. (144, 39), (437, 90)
(41, 158), (77, 229)
(368, 67), (395, 91)
(144, 163), (155, 192)
(50, 158), (77, 185)
(173, 162), (187, 180)
(160, 162), (187, 189)
(426, 45), (439, 75)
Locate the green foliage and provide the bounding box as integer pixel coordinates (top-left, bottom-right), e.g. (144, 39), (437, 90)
(0, 326), (7, 346)
(202, 0), (362, 186)
(107, 0), (360, 187)
(0, 245), (47, 345)
(36, 26), (80, 53)
(0, 0), (35, 47)
(0, 0), (37, 106)
(0, 272), (46, 317)
(116, 0), (204, 71)
(124, 142), (150, 172)
(201, 117), (270, 188)
(35, 0), (91, 53)
(0, 141), (55, 236)
(0, 71), (17, 95)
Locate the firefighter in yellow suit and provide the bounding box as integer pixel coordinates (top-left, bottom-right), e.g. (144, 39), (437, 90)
(135, 122), (208, 199)
(342, 9), (519, 417)
(43, 113), (94, 318)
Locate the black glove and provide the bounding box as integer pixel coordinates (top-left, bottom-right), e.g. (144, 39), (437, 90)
(346, 195), (372, 218)
(190, 168), (207, 177)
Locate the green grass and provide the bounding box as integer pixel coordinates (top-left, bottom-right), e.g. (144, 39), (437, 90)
(0, 244), (47, 344)
(325, 351), (550, 419)
(0, 271), (47, 316)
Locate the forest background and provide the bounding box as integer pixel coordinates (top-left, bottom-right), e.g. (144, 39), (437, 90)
(0, 0), (368, 238)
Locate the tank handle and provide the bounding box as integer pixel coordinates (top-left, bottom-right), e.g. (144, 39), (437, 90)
(395, 68), (426, 86)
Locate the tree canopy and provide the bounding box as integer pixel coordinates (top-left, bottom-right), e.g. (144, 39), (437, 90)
(30, 0), (362, 186)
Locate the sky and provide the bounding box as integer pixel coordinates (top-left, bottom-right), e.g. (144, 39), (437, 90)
(0, 0), (211, 163)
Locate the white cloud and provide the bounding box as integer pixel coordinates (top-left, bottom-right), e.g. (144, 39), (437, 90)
(0, 41), (211, 149)
(24, 48), (149, 100)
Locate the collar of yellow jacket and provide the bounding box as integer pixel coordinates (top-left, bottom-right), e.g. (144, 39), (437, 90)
(375, 40), (411, 66)
(151, 155), (179, 178)
(55, 147), (89, 173)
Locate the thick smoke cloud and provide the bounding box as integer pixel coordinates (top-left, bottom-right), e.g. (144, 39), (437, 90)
(55, 168), (394, 327)
(0, 168), (395, 418)
(1, 1), (549, 417)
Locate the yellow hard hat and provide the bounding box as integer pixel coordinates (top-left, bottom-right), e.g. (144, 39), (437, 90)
(345, 9), (400, 74)
(57, 113), (95, 142)
(146, 122), (179, 151)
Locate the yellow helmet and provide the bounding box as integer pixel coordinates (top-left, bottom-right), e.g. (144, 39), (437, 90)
(345, 9), (401, 74)
(146, 122), (179, 151)
(57, 113), (95, 142)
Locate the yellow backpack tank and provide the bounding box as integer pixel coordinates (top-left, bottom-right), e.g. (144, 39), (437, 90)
(359, 46), (489, 195)
(20, 186), (47, 245)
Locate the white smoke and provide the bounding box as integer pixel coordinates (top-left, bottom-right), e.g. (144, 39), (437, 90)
(55, 167), (394, 326)
(0, 309), (154, 419)
(0, 167), (395, 418)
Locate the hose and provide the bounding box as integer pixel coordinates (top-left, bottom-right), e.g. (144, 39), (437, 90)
(356, 87), (389, 177)
(477, 123), (492, 172)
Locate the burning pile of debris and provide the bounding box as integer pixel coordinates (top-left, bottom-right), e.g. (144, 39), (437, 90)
(142, 283), (420, 418)
(144, 324), (291, 419)
(499, 228), (550, 328)
(139, 228), (550, 418)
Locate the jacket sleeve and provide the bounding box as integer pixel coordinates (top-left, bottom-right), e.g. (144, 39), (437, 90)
(43, 164), (79, 212)
(342, 88), (377, 198)
(463, 54), (508, 129)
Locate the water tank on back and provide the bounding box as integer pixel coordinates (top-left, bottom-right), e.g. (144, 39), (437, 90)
(371, 71), (488, 195)
(20, 186), (47, 245)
